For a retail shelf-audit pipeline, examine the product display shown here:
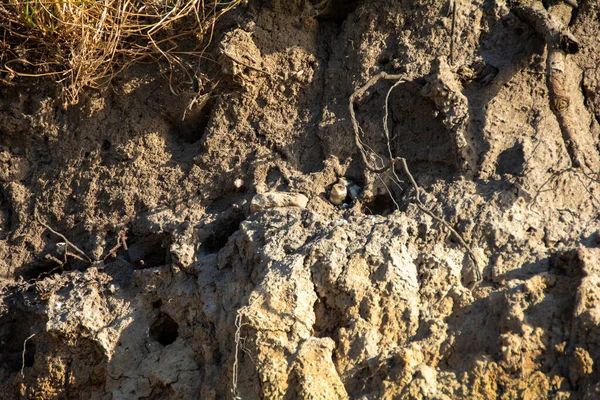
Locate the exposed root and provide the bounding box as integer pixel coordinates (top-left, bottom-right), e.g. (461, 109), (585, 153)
(422, 58), (476, 175)
(449, 0), (457, 66)
(21, 333), (35, 379)
(231, 292), (266, 399)
(232, 306), (248, 400)
(511, 0), (584, 168)
(399, 158), (482, 281)
(349, 71), (404, 173)
(349, 73), (483, 281)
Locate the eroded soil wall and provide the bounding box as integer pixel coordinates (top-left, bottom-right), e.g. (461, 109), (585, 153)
(2, 0), (600, 398)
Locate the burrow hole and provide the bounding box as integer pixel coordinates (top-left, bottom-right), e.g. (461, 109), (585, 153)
(203, 212), (245, 254)
(24, 339), (36, 368)
(150, 313), (179, 346)
(363, 193), (397, 216)
(126, 233), (169, 269)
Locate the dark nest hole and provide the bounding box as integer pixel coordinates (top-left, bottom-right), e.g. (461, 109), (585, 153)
(21, 234), (71, 280)
(313, 0), (361, 24)
(21, 226), (94, 280)
(23, 340), (36, 368)
(363, 193), (397, 216)
(266, 166), (289, 191)
(126, 233), (170, 269)
(0, 186), (11, 239)
(20, 259), (62, 281)
(550, 249), (584, 278)
(201, 211), (245, 254)
(101, 139), (112, 151)
(312, 298), (347, 339)
(171, 97), (215, 145)
(150, 313), (179, 346)
(496, 142), (525, 176)
(0, 311), (37, 373)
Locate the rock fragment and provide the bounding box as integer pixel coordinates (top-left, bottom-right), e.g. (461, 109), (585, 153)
(294, 338), (349, 399)
(570, 347), (593, 388)
(250, 192), (308, 213)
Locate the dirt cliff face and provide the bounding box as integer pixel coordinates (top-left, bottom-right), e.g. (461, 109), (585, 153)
(2, 0), (600, 398)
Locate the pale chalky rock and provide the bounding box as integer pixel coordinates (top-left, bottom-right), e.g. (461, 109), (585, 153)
(250, 192), (309, 213)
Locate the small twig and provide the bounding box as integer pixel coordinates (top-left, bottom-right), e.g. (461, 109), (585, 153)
(527, 167), (569, 209)
(36, 266), (64, 281)
(102, 230), (128, 260)
(377, 174), (400, 211)
(450, 0), (457, 66)
(231, 293), (264, 399)
(21, 333), (36, 378)
(104, 242), (121, 260)
(383, 78), (404, 178)
(44, 253), (64, 267)
(120, 230), (128, 251)
(221, 48), (280, 79)
(36, 214), (93, 263)
(574, 172), (600, 211)
(36, 254), (65, 281)
(240, 337), (256, 366)
(65, 251), (89, 263)
(382, 78), (405, 211)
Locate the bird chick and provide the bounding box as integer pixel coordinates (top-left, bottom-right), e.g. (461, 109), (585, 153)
(329, 180), (348, 206)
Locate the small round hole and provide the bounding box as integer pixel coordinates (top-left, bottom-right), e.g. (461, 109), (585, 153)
(150, 313), (178, 346)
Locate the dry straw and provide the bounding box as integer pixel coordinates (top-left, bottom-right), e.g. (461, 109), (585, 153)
(0, 0), (241, 104)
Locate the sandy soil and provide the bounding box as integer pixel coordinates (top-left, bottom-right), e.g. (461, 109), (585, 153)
(2, 0), (600, 398)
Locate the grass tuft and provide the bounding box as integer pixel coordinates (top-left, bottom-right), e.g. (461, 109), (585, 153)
(0, 0), (241, 104)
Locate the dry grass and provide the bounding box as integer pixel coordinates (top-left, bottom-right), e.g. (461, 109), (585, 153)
(0, 0), (241, 104)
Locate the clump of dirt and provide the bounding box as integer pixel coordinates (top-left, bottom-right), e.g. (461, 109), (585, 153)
(2, 0), (600, 398)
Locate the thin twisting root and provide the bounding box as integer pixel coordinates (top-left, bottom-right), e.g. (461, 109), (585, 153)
(349, 74), (483, 281)
(35, 212), (93, 264)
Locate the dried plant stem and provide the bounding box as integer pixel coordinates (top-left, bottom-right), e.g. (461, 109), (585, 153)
(450, 0), (457, 66)
(36, 215), (93, 263)
(21, 333), (36, 378)
(0, 0), (242, 103)
(232, 306), (251, 400)
(103, 230), (128, 260)
(231, 293), (265, 399)
(222, 49), (279, 79)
